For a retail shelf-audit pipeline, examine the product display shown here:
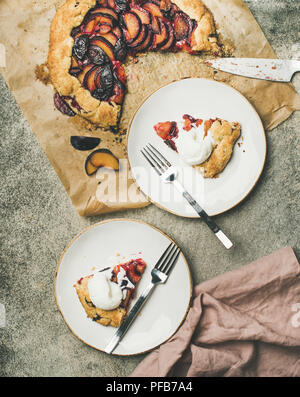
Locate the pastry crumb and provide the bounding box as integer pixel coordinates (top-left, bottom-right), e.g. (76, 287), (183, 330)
(35, 63), (50, 85)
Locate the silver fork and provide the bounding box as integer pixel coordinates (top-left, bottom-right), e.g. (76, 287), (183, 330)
(141, 143), (233, 250)
(104, 241), (181, 354)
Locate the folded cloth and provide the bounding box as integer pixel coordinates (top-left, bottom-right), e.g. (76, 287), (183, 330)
(131, 247), (300, 377)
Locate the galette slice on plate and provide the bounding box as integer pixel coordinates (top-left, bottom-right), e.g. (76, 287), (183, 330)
(154, 115), (241, 178)
(74, 257), (146, 327)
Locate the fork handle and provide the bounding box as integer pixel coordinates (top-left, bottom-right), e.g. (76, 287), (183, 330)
(104, 283), (155, 354)
(173, 181), (233, 249)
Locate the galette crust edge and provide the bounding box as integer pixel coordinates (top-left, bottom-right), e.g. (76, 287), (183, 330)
(48, 0), (121, 128)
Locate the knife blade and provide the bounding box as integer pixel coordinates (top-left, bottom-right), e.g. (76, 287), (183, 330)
(205, 58), (300, 82)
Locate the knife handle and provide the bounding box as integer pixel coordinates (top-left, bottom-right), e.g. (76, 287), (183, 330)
(173, 180), (233, 249)
(104, 282), (155, 354)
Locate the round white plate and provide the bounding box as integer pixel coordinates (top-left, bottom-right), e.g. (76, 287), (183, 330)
(55, 219), (192, 356)
(128, 78), (266, 217)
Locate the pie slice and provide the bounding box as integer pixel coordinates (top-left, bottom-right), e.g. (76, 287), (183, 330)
(48, 0), (223, 128)
(74, 257), (146, 327)
(154, 115), (241, 178)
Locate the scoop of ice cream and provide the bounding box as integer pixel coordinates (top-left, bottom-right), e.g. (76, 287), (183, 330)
(88, 272), (122, 311)
(176, 122), (215, 166)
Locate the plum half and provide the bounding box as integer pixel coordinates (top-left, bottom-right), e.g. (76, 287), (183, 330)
(85, 149), (120, 176)
(121, 11), (142, 44)
(173, 11), (195, 41)
(70, 136), (101, 151)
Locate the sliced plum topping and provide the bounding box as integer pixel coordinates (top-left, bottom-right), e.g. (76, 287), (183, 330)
(84, 65), (100, 92)
(69, 0), (201, 108)
(112, 26), (123, 38)
(135, 28), (153, 51)
(90, 6), (119, 21)
(109, 78), (126, 104)
(88, 45), (109, 65)
(89, 45), (110, 66)
(107, 0), (117, 10)
(71, 26), (81, 38)
(130, 4), (152, 25)
(78, 64), (94, 86)
(54, 93), (76, 117)
(71, 136), (101, 151)
(90, 37), (116, 61)
(92, 87), (111, 101)
(160, 0), (172, 12)
(89, 64), (114, 101)
(98, 23), (113, 34)
(149, 15), (161, 35)
(173, 12), (193, 41)
(143, 2), (163, 18)
(128, 25), (148, 49)
(153, 19), (169, 49)
(100, 32), (119, 47)
(69, 57), (82, 76)
(114, 38), (128, 61)
(73, 34), (90, 60)
(85, 14), (115, 35)
(121, 11), (142, 44)
(160, 21), (175, 51)
(115, 0), (129, 13)
(101, 64), (115, 92)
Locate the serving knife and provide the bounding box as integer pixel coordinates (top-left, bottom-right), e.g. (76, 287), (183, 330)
(205, 58), (300, 82)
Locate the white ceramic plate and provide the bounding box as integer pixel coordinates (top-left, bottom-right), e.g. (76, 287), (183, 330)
(55, 219), (192, 356)
(128, 78), (266, 217)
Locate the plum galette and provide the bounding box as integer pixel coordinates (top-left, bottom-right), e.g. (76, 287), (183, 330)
(74, 257), (146, 327)
(48, 0), (223, 128)
(154, 115), (241, 178)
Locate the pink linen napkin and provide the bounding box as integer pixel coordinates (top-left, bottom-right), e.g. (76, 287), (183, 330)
(131, 247), (300, 377)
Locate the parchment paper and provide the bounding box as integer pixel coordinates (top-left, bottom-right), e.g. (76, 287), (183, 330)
(0, 0), (299, 216)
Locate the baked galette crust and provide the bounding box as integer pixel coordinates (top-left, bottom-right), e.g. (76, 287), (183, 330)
(196, 120), (241, 178)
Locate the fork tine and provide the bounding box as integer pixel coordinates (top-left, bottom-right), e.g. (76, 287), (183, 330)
(146, 144), (169, 170)
(160, 244), (180, 273)
(156, 243), (177, 272)
(163, 247), (181, 276)
(144, 146), (167, 172)
(148, 143), (172, 167)
(155, 242), (174, 269)
(143, 147), (165, 174)
(141, 149), (162, 175)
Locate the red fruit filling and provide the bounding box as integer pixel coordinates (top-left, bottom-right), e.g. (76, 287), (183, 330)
(63, 0), (198, 116)
(111, 258), (147, 308)
(154, 120), (179, 151)
(154, 114), (207, 151)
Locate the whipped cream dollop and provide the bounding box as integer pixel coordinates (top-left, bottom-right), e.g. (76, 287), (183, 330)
(176, 122), (215, 166)
(88, 272), (122, 311)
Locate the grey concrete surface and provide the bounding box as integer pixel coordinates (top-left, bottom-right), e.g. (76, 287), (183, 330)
(0, 0), (299, 377)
